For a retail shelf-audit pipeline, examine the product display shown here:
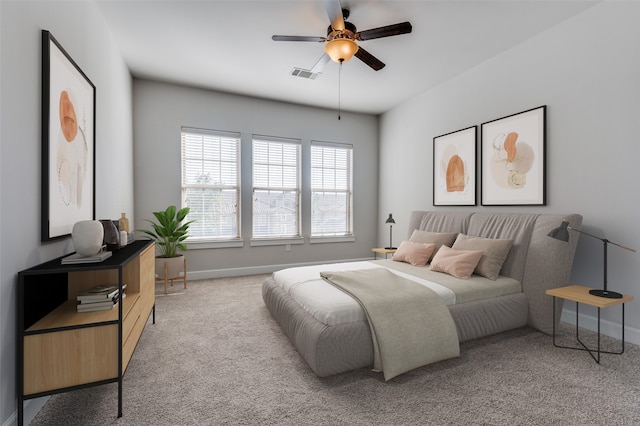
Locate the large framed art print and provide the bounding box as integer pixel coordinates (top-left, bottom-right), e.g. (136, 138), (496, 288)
(41, 30), (96, 241)
(481, 106), (546, 206)
(433, 126), (477, 206)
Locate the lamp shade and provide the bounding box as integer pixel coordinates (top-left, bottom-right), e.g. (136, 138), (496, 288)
(548, 220), (570, 242)
(324, 38), (358, 63)
(385, 213), (395, 224)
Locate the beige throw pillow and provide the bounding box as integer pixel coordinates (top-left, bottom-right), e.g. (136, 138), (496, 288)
(452, 234), (513, 280)
(391, 241), (436, 266)
(409, 230), (458, 261)
(429, 245), (483, 279)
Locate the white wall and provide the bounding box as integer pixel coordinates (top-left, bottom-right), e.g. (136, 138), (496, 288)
(0, 1), (133, 424)
(133, 79), (379, 277)
(378, 2), (640, 343)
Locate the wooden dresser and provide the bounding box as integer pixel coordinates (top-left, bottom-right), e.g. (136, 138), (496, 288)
(17, 240), (155, 425)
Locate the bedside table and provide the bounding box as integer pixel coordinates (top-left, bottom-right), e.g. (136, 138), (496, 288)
(372, 247), (396, 259)
(546, 285), (633, 363)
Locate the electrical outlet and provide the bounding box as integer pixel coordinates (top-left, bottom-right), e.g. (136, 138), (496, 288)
(285, 244), (291, 252)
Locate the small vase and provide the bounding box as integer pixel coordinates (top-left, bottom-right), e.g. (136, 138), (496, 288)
(72, 220), (104, 256)
(119, 213), (130, 234)
(100, 219), (120, 251)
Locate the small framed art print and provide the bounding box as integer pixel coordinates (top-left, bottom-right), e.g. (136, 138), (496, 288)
(433, 126), (477, 206)
(481, 106), (546, 206)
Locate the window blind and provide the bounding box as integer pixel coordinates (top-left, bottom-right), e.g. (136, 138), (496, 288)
(311, 142), (353, 237)
(181, 128), (240, 240)
(252, 136), (301, 238)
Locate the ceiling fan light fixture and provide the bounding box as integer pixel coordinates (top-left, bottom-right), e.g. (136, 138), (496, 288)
(324, 38), (358, 63)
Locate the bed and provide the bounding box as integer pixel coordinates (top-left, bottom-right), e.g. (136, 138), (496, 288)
(262, 211), (582, 378)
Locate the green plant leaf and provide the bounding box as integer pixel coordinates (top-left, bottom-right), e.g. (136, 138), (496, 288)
(137, 205), (195, 257)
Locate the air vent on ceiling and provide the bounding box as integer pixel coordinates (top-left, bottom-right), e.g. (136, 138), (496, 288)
(291, 67), (320, 80)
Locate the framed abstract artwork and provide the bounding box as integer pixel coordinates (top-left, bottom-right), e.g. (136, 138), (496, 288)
(433, 126), (477, 206)
(41, 30), (96, 241)
(481, 106), (546, 206)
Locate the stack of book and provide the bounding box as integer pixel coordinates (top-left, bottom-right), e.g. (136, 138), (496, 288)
(77, 284), (126, 312)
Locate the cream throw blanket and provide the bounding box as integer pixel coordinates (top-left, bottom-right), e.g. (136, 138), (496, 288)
(320, 268), (460, 381)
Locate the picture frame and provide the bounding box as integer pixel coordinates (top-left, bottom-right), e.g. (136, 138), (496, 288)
(41, 30), (96, 241)
(481, 106), (546, 206)
(433, 126), (477, 206)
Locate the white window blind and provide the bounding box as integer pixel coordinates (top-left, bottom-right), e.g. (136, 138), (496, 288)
(311, 142), (353, 237)
(181, 127), (240, 240)
(252, 136), (301, 238)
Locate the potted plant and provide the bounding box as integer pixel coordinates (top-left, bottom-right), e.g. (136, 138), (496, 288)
(137, 205), (194, 280)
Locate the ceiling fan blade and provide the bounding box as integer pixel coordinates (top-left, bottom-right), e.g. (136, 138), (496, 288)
(272, 35), (326, 42)
(310, 54), (331, 74)
(324, 0), (344, 31)
(357, 22), (412, 41)
(354, 47), (385, 71)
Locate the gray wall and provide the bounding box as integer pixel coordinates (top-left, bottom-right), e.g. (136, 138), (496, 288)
(133, 79), (379, 278)
(378, 2), (640, 344)
(0, 2), (133, 424)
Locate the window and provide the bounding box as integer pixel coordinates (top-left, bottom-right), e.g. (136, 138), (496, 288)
(181, 127), (240, 240)
(252, 136), (301, 239)
(311, 142), (353, 237)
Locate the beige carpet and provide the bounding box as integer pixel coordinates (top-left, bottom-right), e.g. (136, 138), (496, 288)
(30, 274), (640, 425)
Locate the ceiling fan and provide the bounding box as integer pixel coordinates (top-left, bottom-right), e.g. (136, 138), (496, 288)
(272, 0), (412, 72)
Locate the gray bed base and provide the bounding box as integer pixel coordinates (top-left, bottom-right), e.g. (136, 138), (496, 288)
(263, 278), (528, 377)
(262, 211), (582, 377)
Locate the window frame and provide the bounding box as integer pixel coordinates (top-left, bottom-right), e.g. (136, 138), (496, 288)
(251, 135), (302, 244)
(180, 127), (242, 246)
(309, 140), (354, 242)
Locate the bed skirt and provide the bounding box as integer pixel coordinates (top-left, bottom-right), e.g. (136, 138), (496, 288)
(262, 277), (529, 378)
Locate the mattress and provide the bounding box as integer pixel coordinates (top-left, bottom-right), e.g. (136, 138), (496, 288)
(272, 259), (522, 327)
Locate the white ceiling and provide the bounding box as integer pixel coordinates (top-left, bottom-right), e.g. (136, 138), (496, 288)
(96, 0), (597, 115)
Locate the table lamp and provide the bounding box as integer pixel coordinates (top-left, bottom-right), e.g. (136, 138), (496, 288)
(385, 213), (396, 250)
(548, 220), (636, 298)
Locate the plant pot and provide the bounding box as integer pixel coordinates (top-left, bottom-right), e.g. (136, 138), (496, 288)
(155, 255), (185, 280)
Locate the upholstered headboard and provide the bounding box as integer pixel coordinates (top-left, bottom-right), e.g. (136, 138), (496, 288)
(407, 211), (583, 334)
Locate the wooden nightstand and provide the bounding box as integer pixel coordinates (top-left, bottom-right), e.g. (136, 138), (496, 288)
(372, 247), (396, 259)
(546, 285), (633, 363)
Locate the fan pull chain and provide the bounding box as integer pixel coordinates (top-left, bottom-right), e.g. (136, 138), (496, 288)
(338, 59), (343, 120)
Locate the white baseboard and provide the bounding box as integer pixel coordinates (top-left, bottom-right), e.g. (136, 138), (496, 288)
(560, 308), (640, 346)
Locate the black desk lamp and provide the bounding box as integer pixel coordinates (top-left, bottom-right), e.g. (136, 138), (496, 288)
(548, 220), (636, 298)
(385, 213), (396, 250)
